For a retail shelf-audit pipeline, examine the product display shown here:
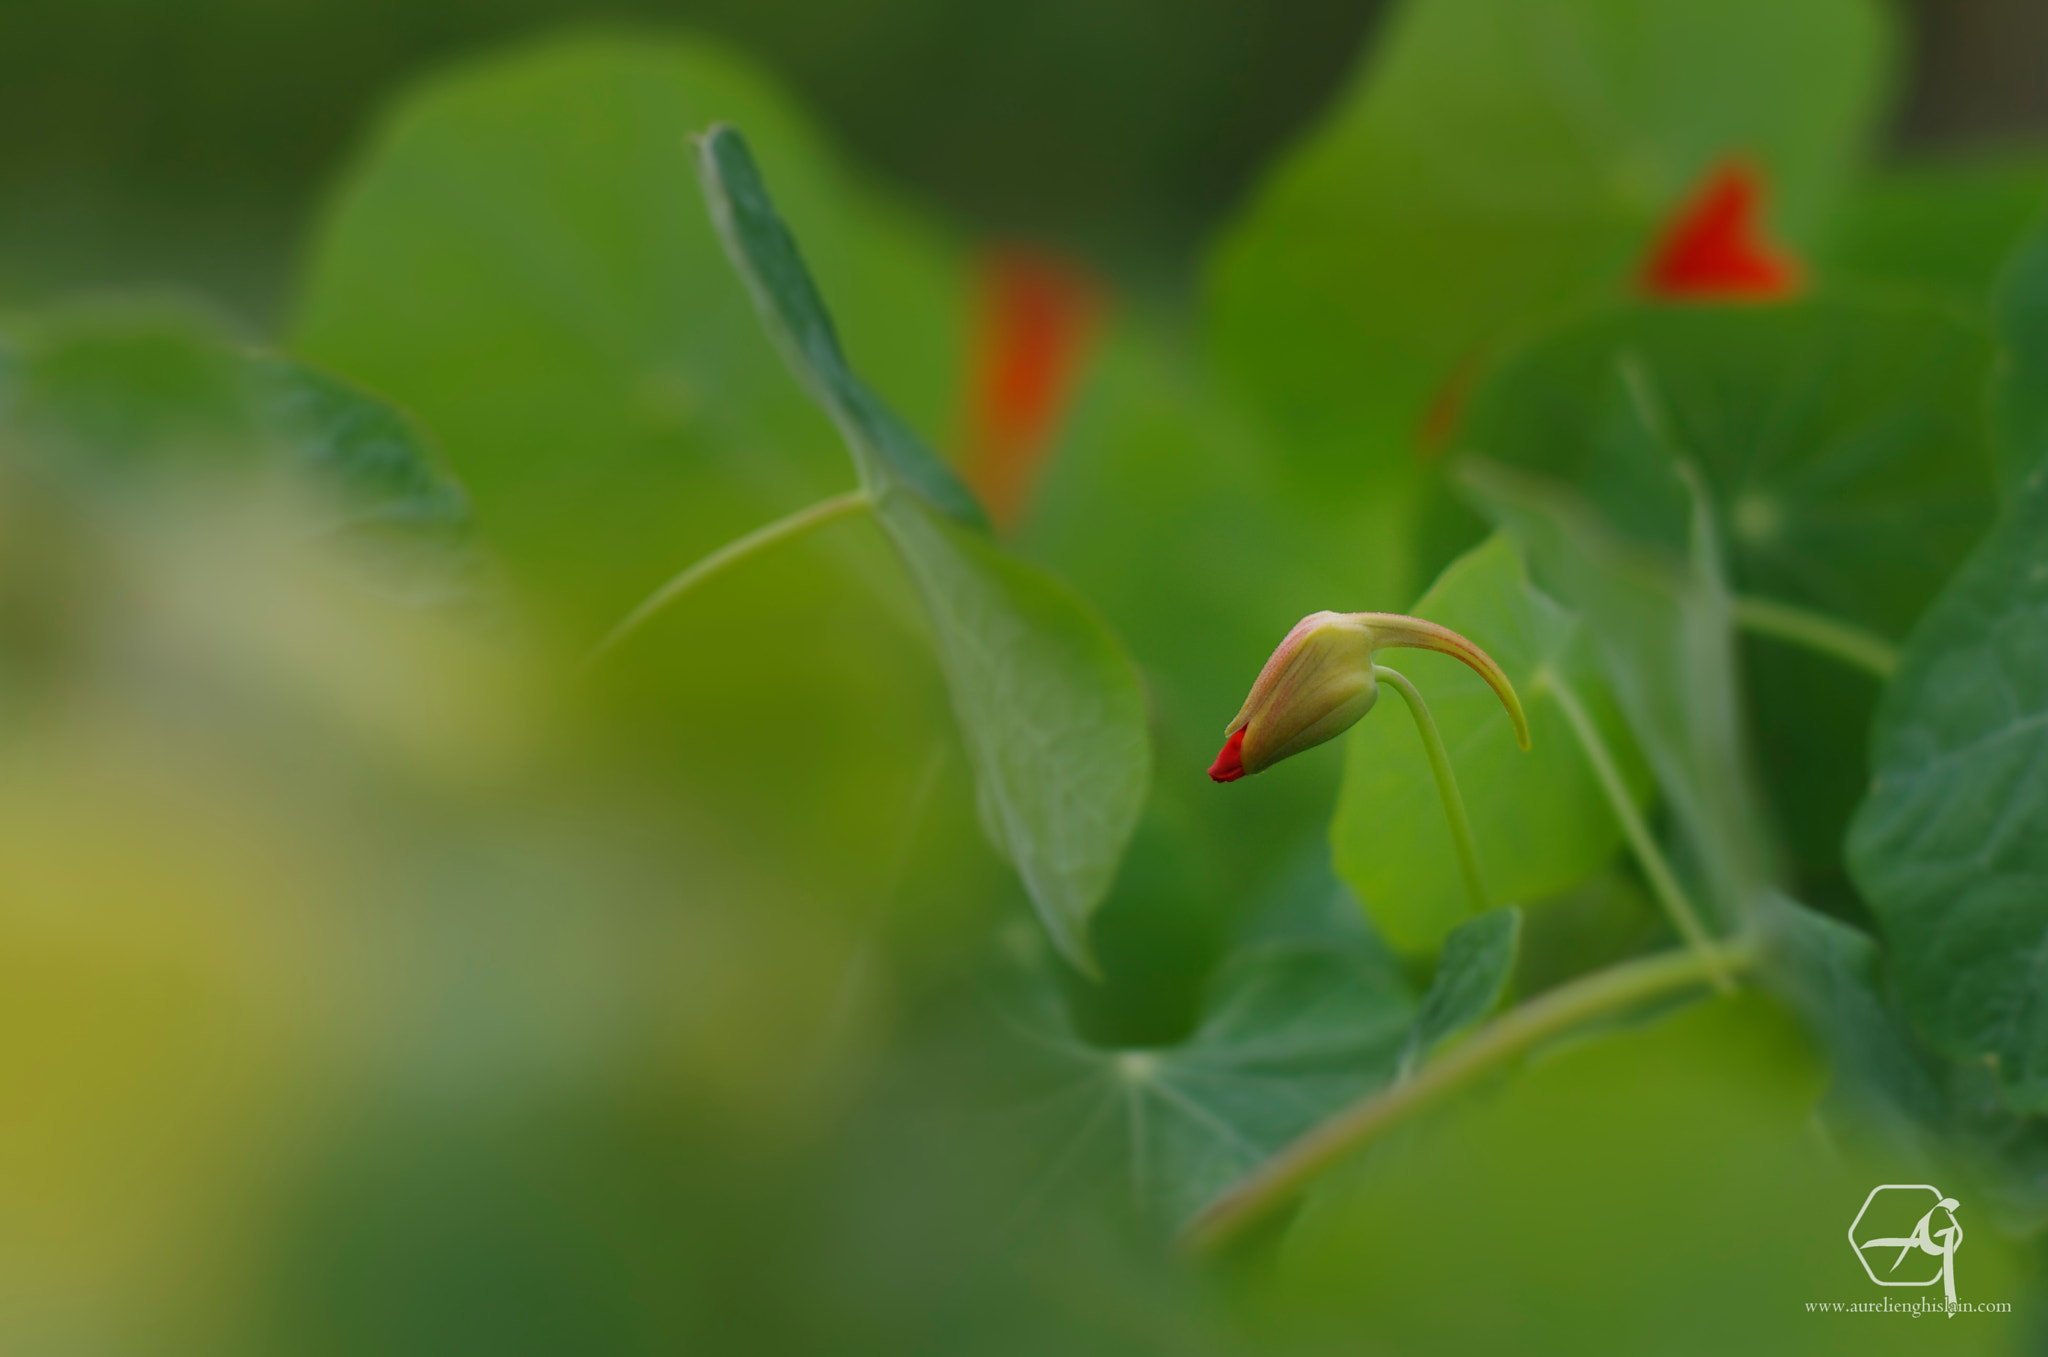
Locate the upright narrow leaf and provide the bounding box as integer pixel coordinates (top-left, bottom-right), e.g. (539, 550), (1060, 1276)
(697, 125), (1150, 974)
(1848, 458), (2048, 1110)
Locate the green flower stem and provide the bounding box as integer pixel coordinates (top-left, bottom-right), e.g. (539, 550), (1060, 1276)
(585, 488), (872, 668)
(1181, 936), (1757, 1256)
(1544, 672), (1733, 993)
(1373, 664), (1489, 915)
(1731, 594), (1899, 680)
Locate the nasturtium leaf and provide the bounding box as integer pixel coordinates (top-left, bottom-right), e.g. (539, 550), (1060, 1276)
(1457, 298), (1999, 642)
(1260, 995), (2025, 1356)
(698, 125), (1149, 976)
(0, 301), (478, 600)
(293, 35), (970, 624)
(246, 355), (482, 607)
(1848, 456), (2048, 1111)
(990, 910), (1414, 1232)
(288, 34), (991, 915)
(1819, 155), (2048, 311)
(1333, 534), (1647, 954)
(1753, 892), (1944, 1131)
(1207, 0), (1890, 496)
(1461, 456), (1775, 930)
(1452, 298), (1998, 900)
(2, 300), (263, 469)
(1399, 906), (1519, 1075)
(1991, 220), (2048, 497)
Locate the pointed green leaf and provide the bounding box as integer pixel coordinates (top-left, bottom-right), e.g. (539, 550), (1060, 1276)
(1399, 906), (1520, 1075)
(694, 125), (985, 528)
(698, 125), (1150, 975)
(1334, 534), (1648, 954)
(1848, 457), (2048, 1110)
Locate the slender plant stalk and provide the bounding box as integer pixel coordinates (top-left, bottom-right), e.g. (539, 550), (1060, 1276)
(1544, 672), (1732, 993)
(1374, 664), (1489, 915)
(1181, 937), (1757, 1256)
(1732, 594), (1898, 680)
(584, 488), (871, 669)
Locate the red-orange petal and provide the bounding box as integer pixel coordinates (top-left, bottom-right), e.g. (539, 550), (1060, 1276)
(1209, 727), (1247, 783)
(1643, 162), (1799, 301)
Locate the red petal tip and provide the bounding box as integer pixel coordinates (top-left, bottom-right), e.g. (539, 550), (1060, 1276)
(1209, 728), (1247, 783)
(1643, 162), (1800, 302)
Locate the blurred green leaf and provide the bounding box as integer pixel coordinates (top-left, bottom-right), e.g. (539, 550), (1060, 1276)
(1207, 0), (1891, 496)
(289, 34), (988, 923)
(1259, 993), (2024, 1355)
(1458, 299), (1998, 640)
(1333, 533), (1646, 953)
(3, 298), (262, 468)
(1461, 456), (1774, 930)
(1991, 219), (2048, 496)
(1452, 298), (1998, 898)
(1848, 456), (2048, 1111)
(1, 300), (477, 601)
(1400, 905), (1519, 1075)
(248, 354), (482, 607)
(293, 35), (971, 626)
(1819, 155), (2048, 309)
(1754, 892), (1944, 1131)
(699, 125), (1150, 975)
(992, 920), (1414, 1232)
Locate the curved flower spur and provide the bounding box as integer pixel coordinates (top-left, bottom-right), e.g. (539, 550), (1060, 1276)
(1211, 611), (1530, 911)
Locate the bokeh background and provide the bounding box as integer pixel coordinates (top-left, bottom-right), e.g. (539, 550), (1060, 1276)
(6, 0), (2048, 323)
(6, 1), (2048, 1353)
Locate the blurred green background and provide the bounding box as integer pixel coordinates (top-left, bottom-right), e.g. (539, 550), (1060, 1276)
(6, 0), (2048, 324)
(7, 0), (2048, 1352)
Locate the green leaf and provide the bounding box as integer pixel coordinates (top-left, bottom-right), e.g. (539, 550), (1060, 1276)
(698, 125), (1150, 975)
(1400, 906), (1520, 1075)
(287, 34), (992, 924)
(1753, 892), (1944, 1130)
(247, 355), (483, 607)
(1460, 455), (1775, 929)
(1847, 456), (2048, 1111)
(1206, 0), (1890, 496)
(292, 34), (970, 628)
(0, 300), (478, 600)
(1460, 299), (1999, 641)
(1991, 220), (2048, 495)
(694, 126), (983, 528)
(1453, 298), (1999, 897)
(1334, 534), (1647, 953)
(991, 915), (1415, 1232)
(1819, 155), (2048, 311)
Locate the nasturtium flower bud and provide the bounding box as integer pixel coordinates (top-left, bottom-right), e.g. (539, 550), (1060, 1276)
(1211, 611), (1529, 782)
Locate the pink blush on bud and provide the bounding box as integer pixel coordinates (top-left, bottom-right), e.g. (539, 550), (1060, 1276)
(1210, 728), (1247, 783)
